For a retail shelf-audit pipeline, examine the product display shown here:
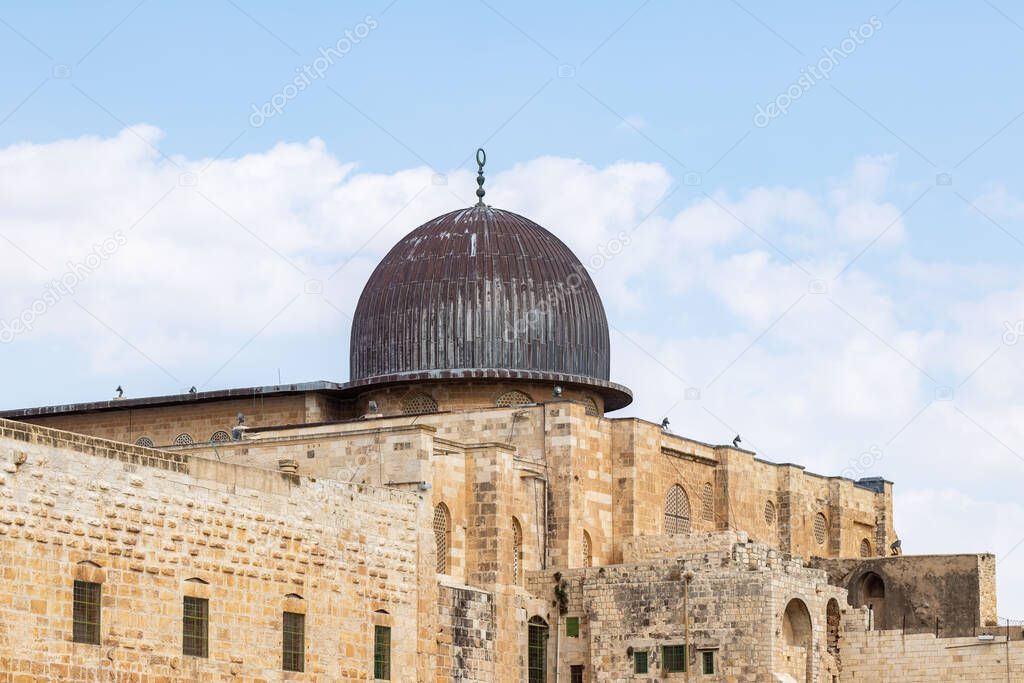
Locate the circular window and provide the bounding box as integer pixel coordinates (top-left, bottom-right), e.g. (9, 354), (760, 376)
(814, 513), (828, 545)
(134, 436), (154, 448)
(860, 538), (872, 558)
(174, 433), (194, 446)
(764, 500), (777, 527)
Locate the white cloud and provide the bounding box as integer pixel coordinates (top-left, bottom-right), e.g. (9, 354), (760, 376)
(1, 127), (1023, 614)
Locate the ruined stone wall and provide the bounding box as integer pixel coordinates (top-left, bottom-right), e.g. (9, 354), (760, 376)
(528, 538), (849, 682)
(0, 418), (427, 681)
(811, 554), (995, 636)
(841, 629), (1024, 681)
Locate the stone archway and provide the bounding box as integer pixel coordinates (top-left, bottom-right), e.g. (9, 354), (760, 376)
(780, 598), (813, 683)
(860, 572), (886, 629)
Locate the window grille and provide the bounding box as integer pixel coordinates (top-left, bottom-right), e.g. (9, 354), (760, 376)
(373, 625), (391, 680)
(73, 580), (101, 645)
(433, 504), (450, 574)
(174, 433), (194, 446)
(664, 485), (691, 534)
(764, 500), (777, 527)
(182, 596), (208, 657)
(528, 618), (548, 683)
(860, 538), (872, 557)
(701, 482), (714, 522)
(282, 611), (304, 672)
(582, 531), (592, 567)
(512, 518), (523, 584)
(210, 430), (230, 442)
(814, 513), (828, 545)
(633, 650), (648, 674)
(701, 650), (715, 674)
(496, 390), (532, 407)
(570, 665), (584, 683)
(401, 393), (437, 415)
(663, 644), (686, 673)
(582, 397), (599, 417)
(134, 436), (154, 447)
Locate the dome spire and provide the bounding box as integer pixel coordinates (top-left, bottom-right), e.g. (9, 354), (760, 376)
(475, 148), (487, 206)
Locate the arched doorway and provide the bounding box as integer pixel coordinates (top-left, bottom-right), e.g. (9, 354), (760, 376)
(860, 572), (886, 629)
(781, 598), (813, 683)
(527, 616), (548, 683)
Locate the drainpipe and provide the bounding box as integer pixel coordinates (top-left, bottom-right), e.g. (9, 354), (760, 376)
(554, 612), (561, 683)
(684, 572), (692, 682)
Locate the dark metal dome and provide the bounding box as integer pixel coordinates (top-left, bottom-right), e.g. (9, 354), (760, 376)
(348, 205), (631, 410)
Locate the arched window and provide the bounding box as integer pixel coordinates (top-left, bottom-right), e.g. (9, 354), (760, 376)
(402, 392), (438, 415)
(512, 517), (523, 584)
(858, 572), (887, 629)
(859, 538), (872, 558)
(701, 482), (714, 522)
(582, 530), (592, 568)
(528, 616), (549, 683)
(664, 485), (691, 535)
(134, 436), (154, 447)
(496, 390), (533, 407)
(813, 513), (828, 546)
(174, 433), (194, 446)
(210, 430), (230, 442)
(433, 503), (450, 574)
(764, 500), (777, 527)
(582, 397), (599, 417)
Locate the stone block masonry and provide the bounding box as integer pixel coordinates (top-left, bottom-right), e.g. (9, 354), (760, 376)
(0, 418), (424, 681)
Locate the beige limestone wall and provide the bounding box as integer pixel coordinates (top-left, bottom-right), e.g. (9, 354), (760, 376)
(842, 629), (1024, 681)
(0, 418), (426, 681)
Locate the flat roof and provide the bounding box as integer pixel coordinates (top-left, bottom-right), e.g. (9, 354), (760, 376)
(0, 380), (346, 418)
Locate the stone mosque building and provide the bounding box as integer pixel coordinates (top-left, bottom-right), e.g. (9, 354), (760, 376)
(0, 153), (1020, 681)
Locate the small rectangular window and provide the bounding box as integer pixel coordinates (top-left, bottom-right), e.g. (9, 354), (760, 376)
(633, 650), (648, 674)
(570, 664), (584, 683)
(73, 580), (101, 645)
(663, 644), (686, 673)
(701, 649), (715, 674)
(565, 616), (580, 637)
(282, 611), (305, 672)
(182, 596), (209, 658)
(374, 625), (391, 680)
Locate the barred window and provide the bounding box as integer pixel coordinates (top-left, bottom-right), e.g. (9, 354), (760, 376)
(764, 500), (777, 527)
(282, 611), (304, 672)
(373, 625), (391, 680)
(182, 596), (208, 658)
(401, 392), (437, 415)
(433, 503), (450, 574)
(663, 644), (686, 672)
(73, 580), (101, 645)
(496, 390), (532, 407)
(174, 433), (194, 446)
(581, 530), (592, 568)
(512, 517), (523, 584)
(134, 436), (154, 447)
(528, 617), (548, 683)
(633, 650), (648, 674)
(664, 485), (691, 535)
(860, 538), (872, 558)
(701, 650), (716, 674)
(582, 397), (599, 417)
(210, 430), (230, 442)
(814, 513), (828, 545)
(570, 665), (584, 683)
(701, 482), (714, 522)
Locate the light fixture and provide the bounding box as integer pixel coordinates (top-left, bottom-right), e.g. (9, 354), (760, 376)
(552, 385), (563, 397)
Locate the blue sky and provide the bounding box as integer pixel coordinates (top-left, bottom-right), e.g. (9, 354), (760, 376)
(2, 1), (1024, 616)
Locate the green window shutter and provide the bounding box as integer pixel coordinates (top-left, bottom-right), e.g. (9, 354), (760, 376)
(565, 616), (580, 638)
(633, 650), (648, 674)
(701, 650), (715, 674)
(663, 644), (686, 673)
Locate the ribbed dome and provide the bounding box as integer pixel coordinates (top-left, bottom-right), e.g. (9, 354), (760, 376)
(349, 205), (631, 409)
